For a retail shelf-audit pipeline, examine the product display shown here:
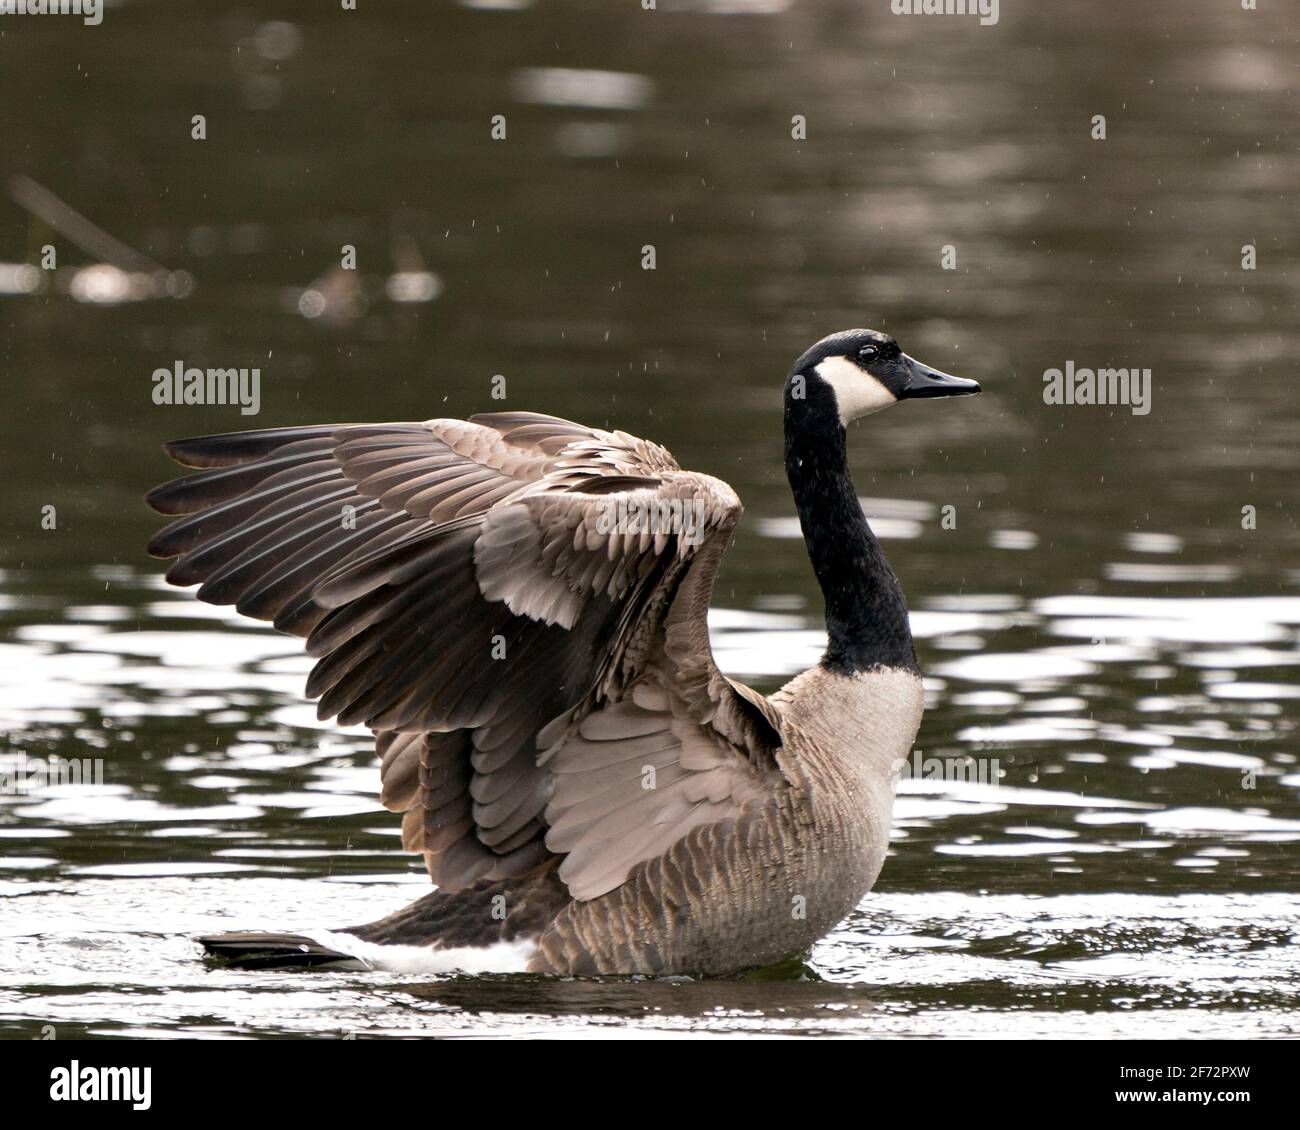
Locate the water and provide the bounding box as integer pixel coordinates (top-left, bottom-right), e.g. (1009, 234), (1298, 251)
(1, 1), (1297, 1038)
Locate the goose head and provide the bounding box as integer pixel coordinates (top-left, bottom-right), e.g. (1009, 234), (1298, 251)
(785, 328), (981, 427)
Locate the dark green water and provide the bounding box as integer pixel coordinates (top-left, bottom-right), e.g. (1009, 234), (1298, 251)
(0, 0), (1297, 1036)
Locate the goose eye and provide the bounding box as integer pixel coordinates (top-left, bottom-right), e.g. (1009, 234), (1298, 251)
(857, 345), (878, 364)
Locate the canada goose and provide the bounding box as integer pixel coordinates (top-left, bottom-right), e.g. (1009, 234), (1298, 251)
(145, 328), (980, 976)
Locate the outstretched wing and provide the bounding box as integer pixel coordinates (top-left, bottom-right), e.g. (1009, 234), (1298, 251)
(147, 411), (785, 899)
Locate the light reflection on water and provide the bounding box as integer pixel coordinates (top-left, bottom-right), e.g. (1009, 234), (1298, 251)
(0, 563), (1297, 1037)
(1, 877), (1295, 1038)
(1, 0), (1298, 1036)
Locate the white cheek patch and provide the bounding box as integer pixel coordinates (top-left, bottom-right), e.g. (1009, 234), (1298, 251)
(814, 356), (897, 424)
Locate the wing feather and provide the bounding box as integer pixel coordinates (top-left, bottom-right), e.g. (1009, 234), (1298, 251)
(146, 411), (783, 897)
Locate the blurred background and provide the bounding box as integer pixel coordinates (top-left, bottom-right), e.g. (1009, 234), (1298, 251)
(0, 0), (1297, 1037)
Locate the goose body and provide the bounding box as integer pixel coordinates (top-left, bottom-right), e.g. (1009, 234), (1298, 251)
(146, 329), (979, 976)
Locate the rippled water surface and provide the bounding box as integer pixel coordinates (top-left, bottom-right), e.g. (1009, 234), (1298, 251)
(1, 1), (1297, 1037)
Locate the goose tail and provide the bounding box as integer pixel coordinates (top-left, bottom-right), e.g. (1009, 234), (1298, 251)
(198, 931), (362, 970)
(199, 865), (570, 973)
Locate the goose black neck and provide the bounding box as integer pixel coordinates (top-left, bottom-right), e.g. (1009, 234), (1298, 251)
(784, 403), (918, 675)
